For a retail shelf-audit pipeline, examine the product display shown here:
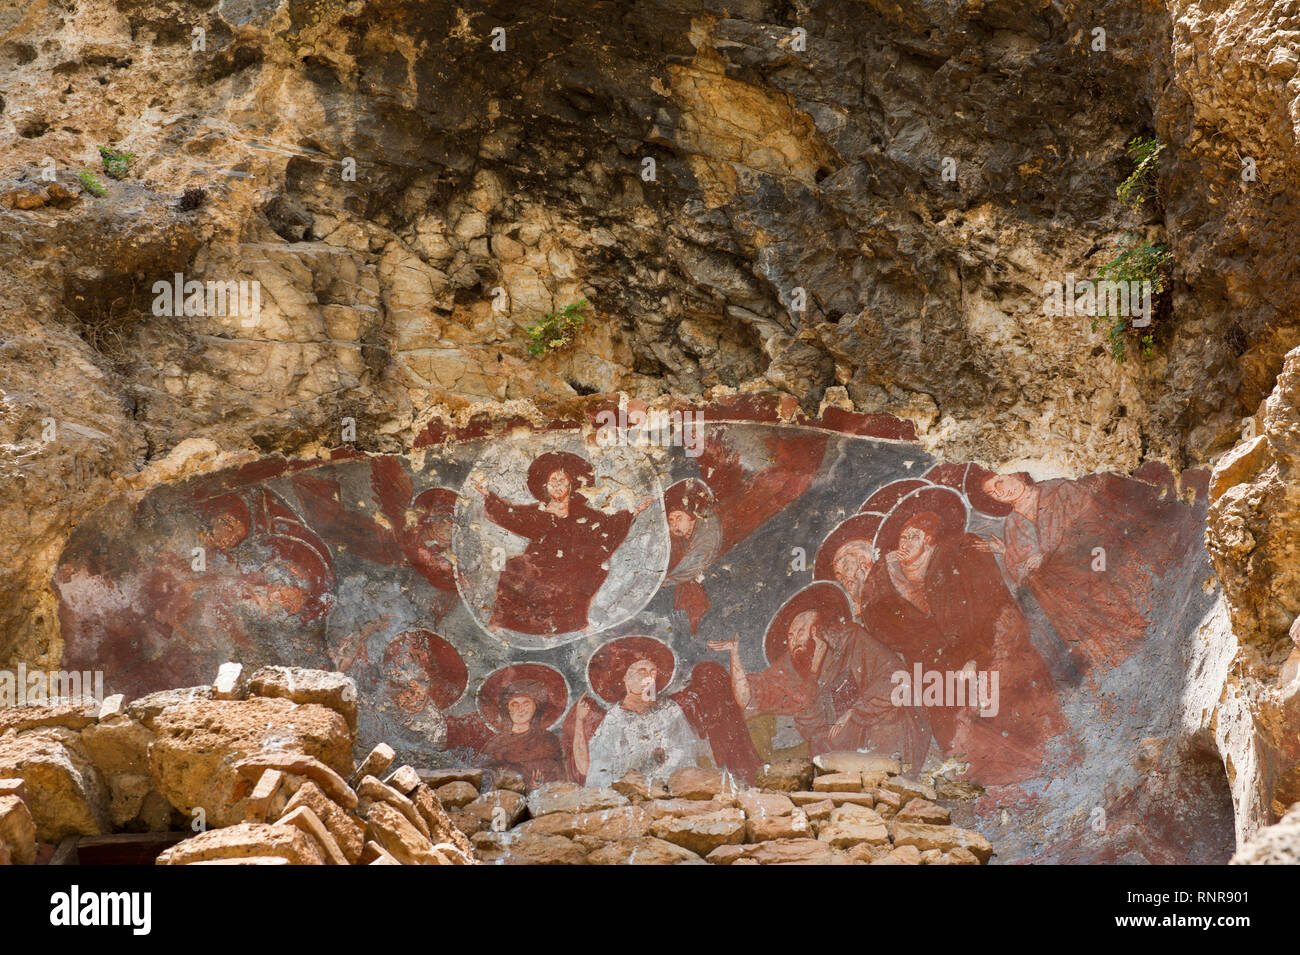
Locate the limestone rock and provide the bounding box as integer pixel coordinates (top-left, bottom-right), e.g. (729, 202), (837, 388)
(527, 782), (628, 817)
(650, 807), (746, 856)
(891, 822), (993, 863)
(148, 698), (352, 828)
(756, 758), (815, 792)
(472, 831), (588, 865)
(588, 837), (707, 865)
(248, 666), (358, 732)
(0, 796), (37, 865)
(157, 823), (325, 866)
(282, 780), (364, 864)
(0, 729), (108, 840)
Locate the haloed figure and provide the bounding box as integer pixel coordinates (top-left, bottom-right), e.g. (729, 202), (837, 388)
(574, 658), (702, 788)
(473, 451), (650, 636)
(479, 679), (565, 787)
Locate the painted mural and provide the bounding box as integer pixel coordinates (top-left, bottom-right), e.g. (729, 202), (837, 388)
(52, 398), (1219, 861)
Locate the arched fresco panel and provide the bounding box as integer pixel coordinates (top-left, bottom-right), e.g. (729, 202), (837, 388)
(53, 400), (1223, 862)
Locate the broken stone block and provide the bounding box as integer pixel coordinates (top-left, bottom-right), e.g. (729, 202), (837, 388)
(149, 697), (352, 827)
(235, 752), (358, 810)
(106, 773), (157, 829)
(612, 770), (670, 801)
(359, 841), (400, 865)
(91, 695), (125, 720)
(747, 812), (812, 842)
(472, 830), (588, 865)
(358, 776), (429, 839)
(491, 769), (528, 794)
(891, 821), (993, 863)
(813, 752), (902, 777)
(650, 807), (746, 856)
(247, 666), (358, 732)
(463, 789), (528, 829)
(872, 787), (903, 816)
(516, 806), (651, 841)
(817, 805), (889, 848)
(896, 797), (951, 825)
(435, 780), (479, 808)
(282, 780), (364, 864)
(418, 767), (484, 790)
(245, 769), (285, 823)
(742, 838), (849, 865)
(883, 777), (938, 803)
(0, 704), (95, 735)
(353, 743), (396, 783)
(126, 686), (213, 729)
(587, 837), (707, 865)
(0, 728), (108, 840)
(410, 784), (475, 858)
(449, 810), (482, 837)
(736, 789), (796, 819)
(365, 801), (441, 865)
(756, 758), (814, 792)
(81, 715), (154, 775)
(527, 782), (628, 817)
(156, 823), (325, 865)
(385, 765), (421, 795)
(812, 772), (862, 793)
(0, 795), (37, 865)
(276, 805), (349, 865)
(212, 662), (246, 701)
(705, 844), (749, 865)
(668, 766), (732, 800)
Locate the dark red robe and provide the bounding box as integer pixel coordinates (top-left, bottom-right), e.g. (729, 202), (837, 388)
(483, 491), (634, 635)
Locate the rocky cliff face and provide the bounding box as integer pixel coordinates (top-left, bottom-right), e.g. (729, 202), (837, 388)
(3, 0), (1299, 859)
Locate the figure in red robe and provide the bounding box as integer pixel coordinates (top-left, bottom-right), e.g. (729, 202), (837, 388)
(474, 664), (568, 787)
(965, 467), (1193, 670)
(472, 451), (651, 636)
(862, 505), (1070, 785)
(708, 582), (931, 771)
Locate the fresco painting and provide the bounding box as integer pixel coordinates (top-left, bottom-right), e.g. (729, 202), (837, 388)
(52, 402), (1212, 861)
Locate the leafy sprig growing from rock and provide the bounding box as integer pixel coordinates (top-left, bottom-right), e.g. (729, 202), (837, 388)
(97, 145), (135, 181)
(1116, 136), (1163, 210)
(77, 171), (107, 197)
(527, 299), (589, 356)
(1092, 234), (1172, 361)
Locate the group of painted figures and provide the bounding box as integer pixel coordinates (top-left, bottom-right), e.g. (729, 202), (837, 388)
(55, 425), (1196, 792)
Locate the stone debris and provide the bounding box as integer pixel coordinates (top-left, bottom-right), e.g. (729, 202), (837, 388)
(473, 752), (996, 865)
(0, 662), (996, 867)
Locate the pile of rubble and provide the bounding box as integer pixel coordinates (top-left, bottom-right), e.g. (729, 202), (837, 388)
(0, 663), (996, 865)
(0, 664), (473, 865)
(462, 756), (993, 865)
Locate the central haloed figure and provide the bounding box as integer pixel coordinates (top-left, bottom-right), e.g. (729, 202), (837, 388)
(472, 451), (650, 636)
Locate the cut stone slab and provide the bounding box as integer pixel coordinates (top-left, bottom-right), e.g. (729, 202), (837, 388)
(385, 765), (422, 795)
(248, 666), (358, 732)
(668, 767), (736, 800)
(463, 789), (528, 829)
(812, 772), (863, 793)
(418, 767), (484, 789)
(282, 781), (364, 864)
(736, 790), (796, 819)
(365, 801), (440, 865)
(126, 686), (213, 729)
(756, 758), (814, 792)
(891, 821), (993, 863)
(650, 807), (745, 856)
(156, 823), (325, 865)
(517, 806), (651, 841)
(883, 777), (938, 803)
(896, 798), (951, 825)
(527, 782), (628, 817)
(587, 837), (707, 865)
(612, 770), (670, 800)
(813, 752), (902, 777)
(235, 752), (358, 810)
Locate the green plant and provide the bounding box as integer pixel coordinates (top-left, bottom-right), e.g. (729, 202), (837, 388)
(1091, 234), (1172, 361)
(78, 171), (107, 197)
(97, 145), (135, 181)
(527, 299), (589, 355)
(1116, 135), (1163, 210)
